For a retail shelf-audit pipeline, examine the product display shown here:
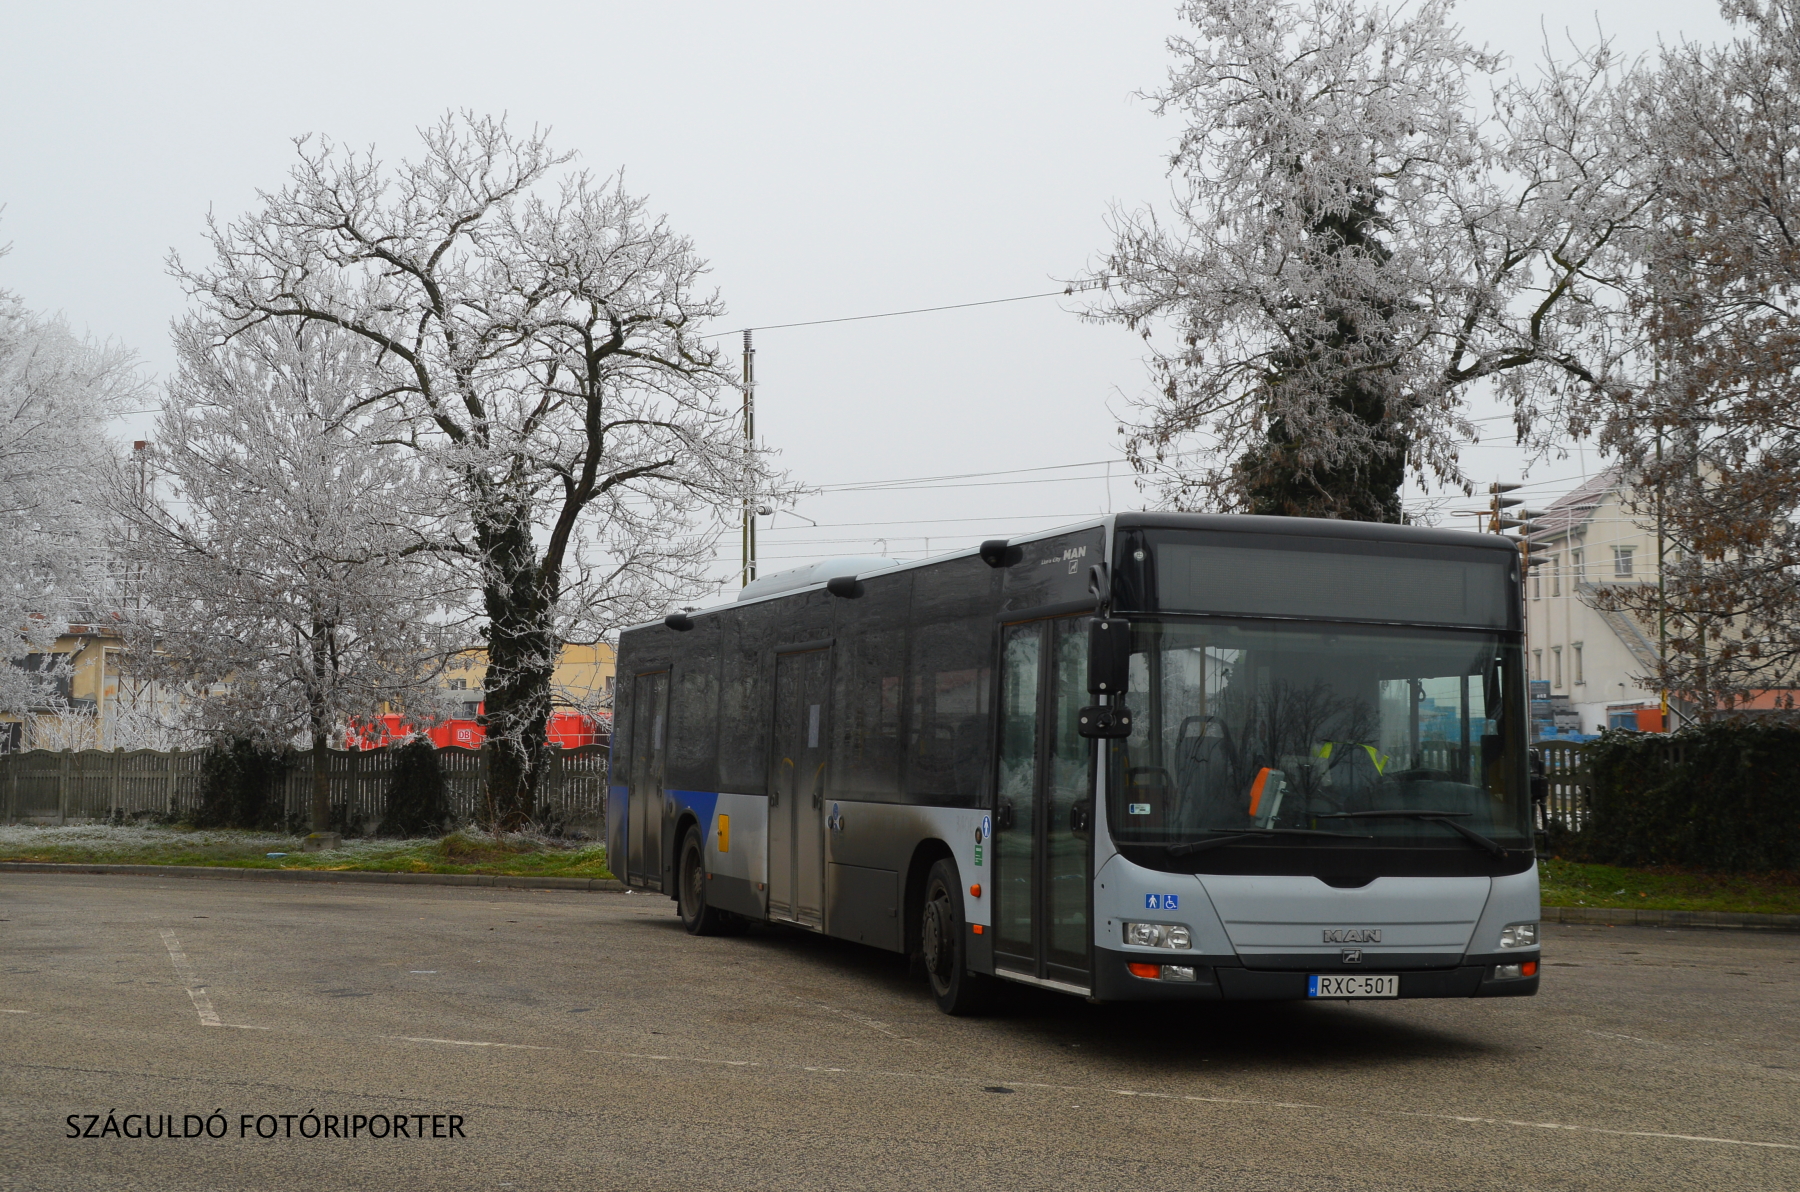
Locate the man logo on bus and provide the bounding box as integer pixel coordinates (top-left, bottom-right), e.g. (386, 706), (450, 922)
(1145, 894), (1179, 911)
(1322, 928), (1382, 943)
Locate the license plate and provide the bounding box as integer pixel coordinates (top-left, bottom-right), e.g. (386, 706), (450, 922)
(1308, 973), (1399, 998)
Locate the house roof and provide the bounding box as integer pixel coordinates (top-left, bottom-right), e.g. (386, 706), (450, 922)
(1532, 467), (1621, 544)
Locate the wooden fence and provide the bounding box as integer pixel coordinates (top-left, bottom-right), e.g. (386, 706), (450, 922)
(1535, 740), (1593, 831)
(0, 745), (608, 832)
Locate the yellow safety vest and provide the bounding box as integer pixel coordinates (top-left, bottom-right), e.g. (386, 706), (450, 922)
(1314, 741), (1388, 773)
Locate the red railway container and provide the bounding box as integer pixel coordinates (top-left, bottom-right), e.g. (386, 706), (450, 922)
(347, 707), (609, 751)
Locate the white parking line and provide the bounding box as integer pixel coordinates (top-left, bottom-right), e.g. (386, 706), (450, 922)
(597, 1052), (759, 1066)
(1114, 1088), (1325, 1110)
(1395, 1111), (1800, 1150)
(385, 1036), (553, 1050)
(1, 1009), (29, 1014)
(158, 929), (269, 1030)
(159, 929), (221, 1027)
(800, 998), (915, 1043)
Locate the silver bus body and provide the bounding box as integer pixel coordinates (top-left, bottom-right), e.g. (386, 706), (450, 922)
(608, 513), (1540, 1005)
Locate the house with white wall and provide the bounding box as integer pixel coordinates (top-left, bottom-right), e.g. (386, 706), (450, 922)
(1523, 467), (1670, 735)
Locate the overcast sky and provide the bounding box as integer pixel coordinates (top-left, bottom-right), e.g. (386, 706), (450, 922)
(0, 0), (1735, 589)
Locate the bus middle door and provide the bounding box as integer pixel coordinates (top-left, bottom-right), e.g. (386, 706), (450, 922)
(768, 647), (831, 928)
(993, 617), (1093, 990)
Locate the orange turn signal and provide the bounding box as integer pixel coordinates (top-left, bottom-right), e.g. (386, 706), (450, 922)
(1522, 960), (1538, 977)
(1127, 962), (1161, 980)
(969, 883), (982, 898)
(971, 923), (984, 934)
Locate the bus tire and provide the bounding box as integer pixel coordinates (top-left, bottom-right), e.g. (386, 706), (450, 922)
(677, 826), (735, 936)
(921, 857), (991, 1015)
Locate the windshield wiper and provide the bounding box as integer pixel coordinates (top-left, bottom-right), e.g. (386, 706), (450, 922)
(1318, 810), (1510, 858)
(1165, 827), (1373, 857)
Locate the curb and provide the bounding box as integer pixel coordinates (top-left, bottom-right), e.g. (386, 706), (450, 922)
(0, 861), (627, 893)
(1544, 905), (1800, 932)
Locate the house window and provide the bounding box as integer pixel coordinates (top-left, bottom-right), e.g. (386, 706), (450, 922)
(1552, 646), (1563, 689)
(1573, 642), (1584, 685)
(605, 675), (615, 693)
(1551, 555), (1561, 597)
(1571, 549), (1584, 583)
(1533, 649), (1543, 680)
(1614, 546), (1635, 578)
(449, 678), (467, 691)
(1533, 570), (1541, 601)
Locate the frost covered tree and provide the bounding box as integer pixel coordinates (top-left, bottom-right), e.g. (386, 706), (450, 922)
(116, 318), (463, 832)
(1596, 0), (1800, 715)
(1091, 0), (1648, 519)
(0, 253), (147, 721)
(175, 114), (774, 827)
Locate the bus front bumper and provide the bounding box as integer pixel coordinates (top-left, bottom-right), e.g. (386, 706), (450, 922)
(1088, 947), (1540, 1001)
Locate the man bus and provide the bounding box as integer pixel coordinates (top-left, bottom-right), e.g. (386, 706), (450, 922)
(607, 513), (1540, 1014)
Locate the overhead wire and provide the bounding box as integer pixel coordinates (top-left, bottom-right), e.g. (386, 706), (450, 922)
(699, 282), (1109, 341)
(816, 457), (1120, 490)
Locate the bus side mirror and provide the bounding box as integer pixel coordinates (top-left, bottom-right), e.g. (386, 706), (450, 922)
(826, 575), (865, 599)
(1088, 618), (1130, 695)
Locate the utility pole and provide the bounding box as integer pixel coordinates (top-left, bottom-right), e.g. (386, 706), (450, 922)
(740, 330), (757, 587)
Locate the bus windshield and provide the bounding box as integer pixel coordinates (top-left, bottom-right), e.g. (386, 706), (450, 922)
(1107, 618), (1529, 851)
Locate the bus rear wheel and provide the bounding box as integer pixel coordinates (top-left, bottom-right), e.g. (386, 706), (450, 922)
(677, 826), (737, 936)
(920, 857), (991, 1015)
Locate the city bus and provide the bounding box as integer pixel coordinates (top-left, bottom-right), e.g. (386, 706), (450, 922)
(606, 512), (1540, 1013)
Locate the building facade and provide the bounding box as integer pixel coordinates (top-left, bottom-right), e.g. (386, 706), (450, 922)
(1522, 469), (1668, 737)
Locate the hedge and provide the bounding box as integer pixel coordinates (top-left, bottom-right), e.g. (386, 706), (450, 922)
(1561, 719), (1800, 872)
(194, 737), (295, 831)
(377, 738), (452, 838)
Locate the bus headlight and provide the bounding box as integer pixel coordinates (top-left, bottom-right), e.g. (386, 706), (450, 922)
(1123, 922), (1192, 950)
(1499, 923), (1538, 949)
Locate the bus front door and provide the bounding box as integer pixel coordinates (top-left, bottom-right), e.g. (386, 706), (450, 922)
(626, 670), (669, 891)
(993, 618), (1093, 990)
(768, 648), (831, 928)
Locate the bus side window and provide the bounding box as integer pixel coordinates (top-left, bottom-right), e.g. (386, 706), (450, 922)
(832, 573), (910, 800)
(718, 606), (771, 794)
(609, 677), (634, 778)
(908, 632), (992, 804)
(666, 622), (721, 794)
(904, 558), (997, 807)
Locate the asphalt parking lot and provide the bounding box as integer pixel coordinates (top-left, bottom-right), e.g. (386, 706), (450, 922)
(3, 874), (1798, 1191)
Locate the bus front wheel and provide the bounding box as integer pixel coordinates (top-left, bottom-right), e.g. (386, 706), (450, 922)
(921, 857), (991, 1015)
(677, 826), (737, 936)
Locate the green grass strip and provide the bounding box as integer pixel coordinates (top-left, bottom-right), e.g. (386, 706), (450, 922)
(1540, 857), (1800, 917)
(0, 829), (614, 880)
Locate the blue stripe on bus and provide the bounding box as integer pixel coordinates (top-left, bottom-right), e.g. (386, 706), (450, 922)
(664, 789), (721, 844)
